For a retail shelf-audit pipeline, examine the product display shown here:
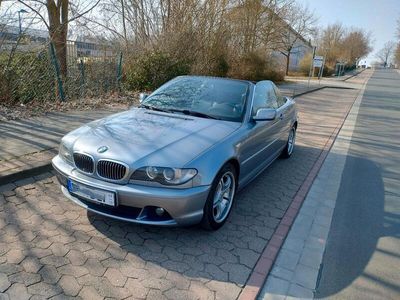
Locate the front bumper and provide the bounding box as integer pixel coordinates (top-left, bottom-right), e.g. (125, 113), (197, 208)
(52, 155), (210, 226)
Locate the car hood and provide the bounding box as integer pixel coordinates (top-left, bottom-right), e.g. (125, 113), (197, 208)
(65, 108), (240, 168)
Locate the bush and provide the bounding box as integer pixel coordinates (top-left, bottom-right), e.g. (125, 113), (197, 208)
(0, 51), (55, 104)
(299, 53), (335, 77)
(298, 53), (312, 76)
(228, 51), (284, 82)
(124, 51), (190, 91)
(211, 54), (230, 77)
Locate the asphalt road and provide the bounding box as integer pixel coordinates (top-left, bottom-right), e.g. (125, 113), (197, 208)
(315, 69), (400, 299)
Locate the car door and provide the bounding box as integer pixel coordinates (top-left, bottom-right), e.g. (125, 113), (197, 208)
(239, 81), (282, 181)
(274, 84), (292, 149)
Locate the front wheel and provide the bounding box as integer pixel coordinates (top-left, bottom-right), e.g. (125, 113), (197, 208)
(201, 164), (237, 230)
(281, 126), (296, 158)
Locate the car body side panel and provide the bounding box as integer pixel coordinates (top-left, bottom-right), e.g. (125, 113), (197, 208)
(276, 98), (296, 147)
(239, 120), (281, 181)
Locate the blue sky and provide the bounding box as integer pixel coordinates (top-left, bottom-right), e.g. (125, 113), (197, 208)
(298, 0), (400, 64)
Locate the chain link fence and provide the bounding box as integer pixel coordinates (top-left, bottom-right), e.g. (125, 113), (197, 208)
(0, 32), (123, 104)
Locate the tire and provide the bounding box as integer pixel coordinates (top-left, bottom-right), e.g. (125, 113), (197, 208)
(281, 126), (296, 158)
(201, 163), (237, 230)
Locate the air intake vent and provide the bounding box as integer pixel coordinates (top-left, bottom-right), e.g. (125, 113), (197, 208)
(97, 160), (127, 180)
(73, 153), (94, 173)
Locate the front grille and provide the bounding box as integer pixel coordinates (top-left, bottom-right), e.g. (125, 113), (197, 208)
(97, 160), (127, 180)
(73, 153), (94, 173)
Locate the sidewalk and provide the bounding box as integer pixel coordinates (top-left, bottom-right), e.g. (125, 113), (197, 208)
(0, 71), (364, 185)
(280, 69), (365, 97)
(257, 70), (372, 299)
(0, 109), (122, 184)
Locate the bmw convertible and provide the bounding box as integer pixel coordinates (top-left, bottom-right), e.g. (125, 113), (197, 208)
(52, 76), (298, 230)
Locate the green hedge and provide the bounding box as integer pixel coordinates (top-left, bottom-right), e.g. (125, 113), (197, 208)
(0, 51), (55, 103)
(124, 51), (190, 91)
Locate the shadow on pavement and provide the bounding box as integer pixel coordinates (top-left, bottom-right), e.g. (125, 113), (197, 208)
(315, 156), (388, 298)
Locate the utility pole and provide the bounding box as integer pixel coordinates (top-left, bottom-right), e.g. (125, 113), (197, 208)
(18, 9), (28, 35)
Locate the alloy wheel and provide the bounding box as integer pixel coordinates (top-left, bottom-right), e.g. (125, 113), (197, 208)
(288, 128), (296, 155)
(212, 171), (235, 223)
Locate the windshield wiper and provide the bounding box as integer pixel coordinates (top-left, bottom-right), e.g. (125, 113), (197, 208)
(140, 105), (219, 120)
(139, 104), (172, 113)
(170, 109), (219, 120)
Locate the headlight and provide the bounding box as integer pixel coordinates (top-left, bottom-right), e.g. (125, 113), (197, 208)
(130, 166), (197, 185)
(59, 143), (73, 164)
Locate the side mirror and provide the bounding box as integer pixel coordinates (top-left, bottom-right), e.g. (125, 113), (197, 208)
(252, 108), (276, 121)
(139, 93), (149, 103)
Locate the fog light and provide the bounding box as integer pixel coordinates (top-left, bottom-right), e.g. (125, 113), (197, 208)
(155, 207), (165, 216)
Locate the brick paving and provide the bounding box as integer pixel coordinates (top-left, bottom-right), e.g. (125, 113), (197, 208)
(0, 109), (122, 179)
(0, 85), (362, 299)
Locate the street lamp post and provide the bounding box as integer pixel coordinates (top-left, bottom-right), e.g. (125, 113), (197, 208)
(18, 9), (28, 35)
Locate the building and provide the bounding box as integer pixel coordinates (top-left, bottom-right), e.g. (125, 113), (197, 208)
(272, 19), (313, 73)
(68, 35), (115, 58)
(0, 25), (114, 58)
(0, 24), (48, 51)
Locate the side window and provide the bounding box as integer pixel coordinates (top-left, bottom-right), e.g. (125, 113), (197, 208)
(252, 81), (278, 115)
(274, 85), (286, 107)
(266, 88), (279, 109)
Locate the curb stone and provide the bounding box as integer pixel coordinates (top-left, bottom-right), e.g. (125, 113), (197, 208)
(0, 161), (53, 186)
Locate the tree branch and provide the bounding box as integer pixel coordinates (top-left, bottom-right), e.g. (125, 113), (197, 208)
(16, 0), (50, 29)
(68, 0), (101, 24)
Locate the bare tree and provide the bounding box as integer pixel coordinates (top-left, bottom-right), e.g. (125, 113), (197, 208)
(397, 16), (400, 40)
(316, 23), (345, 67)
(376, 41), (396, 67)
(16, 0), (100, 78)
(341, 29), (372, 65)
(277, 2), (316, 75)
(394, 43), (400, 66)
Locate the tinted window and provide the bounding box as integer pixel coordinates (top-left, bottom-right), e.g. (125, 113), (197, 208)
(143, 77), (249, 122)
(252, 81), (278, 115)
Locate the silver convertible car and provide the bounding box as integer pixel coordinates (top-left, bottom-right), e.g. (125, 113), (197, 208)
(52, 76), (298, 230)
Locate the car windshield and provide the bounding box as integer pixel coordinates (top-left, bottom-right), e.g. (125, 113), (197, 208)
(142, 76), (249, 122)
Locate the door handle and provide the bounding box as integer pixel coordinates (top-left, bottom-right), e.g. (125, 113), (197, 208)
(279, 113), (284, 120)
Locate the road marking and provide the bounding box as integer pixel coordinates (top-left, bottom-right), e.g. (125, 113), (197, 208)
(257, 71), (373, 299)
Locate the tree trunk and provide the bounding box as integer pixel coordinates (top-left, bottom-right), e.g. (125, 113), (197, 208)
(47, 0), (68, 79)
(52, 32), (67, 78)
(285, 53), (290, 76)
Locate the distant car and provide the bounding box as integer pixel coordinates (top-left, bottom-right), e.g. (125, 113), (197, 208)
(52, 76), (298, 230)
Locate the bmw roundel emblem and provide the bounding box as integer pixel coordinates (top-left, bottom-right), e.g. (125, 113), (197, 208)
(97, 146), (108, 153)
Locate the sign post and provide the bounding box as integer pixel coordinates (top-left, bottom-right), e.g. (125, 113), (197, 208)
(307, 46), (316, 89)
(308, 52), (325, 88)
(318, 56), (326, 83)
(313, 56), (324, 68)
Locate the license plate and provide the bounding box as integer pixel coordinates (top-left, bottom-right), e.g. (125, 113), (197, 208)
(67, 179), (116, 206)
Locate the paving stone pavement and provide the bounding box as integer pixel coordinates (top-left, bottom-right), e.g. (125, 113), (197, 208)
(0, 109), (123, 178)
(0, 84), (363, 299)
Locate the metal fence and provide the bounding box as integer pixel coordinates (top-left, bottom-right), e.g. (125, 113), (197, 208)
(0, 35), (123, 104)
